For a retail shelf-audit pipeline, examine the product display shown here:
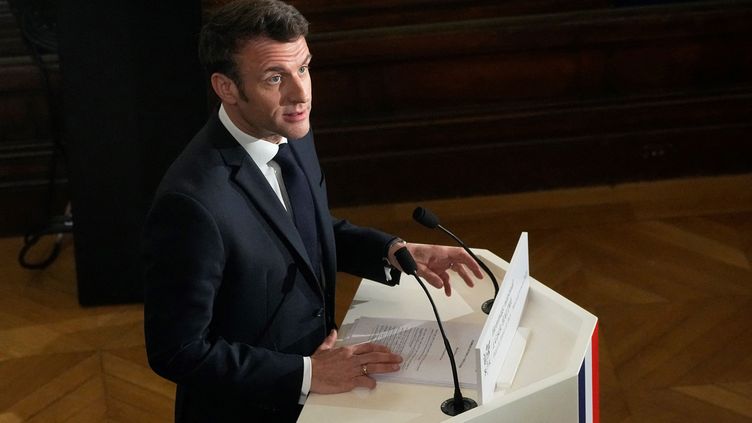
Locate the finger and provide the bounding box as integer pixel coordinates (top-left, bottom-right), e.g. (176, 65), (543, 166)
(420, 269), (448, 294)
(469, 261), (484, 279)
(350, 342), (392, 355)
(453, 263), (475, 288)
(325, 329), (338, 344)
(423, 268), (452, 297)
(436, 270), (453, 297)
(357, 351), (403, 365)
(352, 363), (370, 378)
(447, 248), (482, 278)
(439, 270), (451, 286)
(353, 375), (377, 390)
(315, 329), (338, 353)
(357, 362), (401, 375)
(458, 253), (485, 279)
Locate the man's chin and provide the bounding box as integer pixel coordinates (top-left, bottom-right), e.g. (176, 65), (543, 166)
(283, 122), (311, 141)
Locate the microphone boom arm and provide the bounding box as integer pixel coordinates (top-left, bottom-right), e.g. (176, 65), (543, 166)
(411, 272), (465, 411)
(395, 247), (477, 416)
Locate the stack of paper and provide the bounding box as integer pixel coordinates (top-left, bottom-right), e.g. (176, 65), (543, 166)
(343, 317), (481, 388)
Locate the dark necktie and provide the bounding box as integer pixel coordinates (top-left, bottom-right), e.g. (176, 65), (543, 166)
(274, 143), (321, 279)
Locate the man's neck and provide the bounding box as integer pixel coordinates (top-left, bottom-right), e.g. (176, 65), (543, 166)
(221, 103), (282, 144)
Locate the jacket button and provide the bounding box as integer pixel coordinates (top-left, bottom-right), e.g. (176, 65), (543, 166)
(313, 308), (324, 317)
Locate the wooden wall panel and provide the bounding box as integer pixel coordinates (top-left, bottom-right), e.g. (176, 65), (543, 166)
(304, 1), (752, 205)
(308, 3), (752, 118)
(313, 90), (752, 159)
(320, 124), (752, 205)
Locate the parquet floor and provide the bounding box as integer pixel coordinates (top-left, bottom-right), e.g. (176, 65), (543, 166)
(1, 173), (751, 422)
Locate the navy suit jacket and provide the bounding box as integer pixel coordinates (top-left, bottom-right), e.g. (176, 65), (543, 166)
(142, 113), (399, 422)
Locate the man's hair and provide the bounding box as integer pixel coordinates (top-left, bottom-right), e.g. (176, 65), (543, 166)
(198, 0), (309, 88)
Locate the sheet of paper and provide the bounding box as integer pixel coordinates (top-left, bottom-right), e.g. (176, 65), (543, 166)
(343, 317), (480, 388)
(476, 232), (531, 404)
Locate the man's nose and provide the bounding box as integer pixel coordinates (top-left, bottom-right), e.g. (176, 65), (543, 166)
(286, 75), (310, 104)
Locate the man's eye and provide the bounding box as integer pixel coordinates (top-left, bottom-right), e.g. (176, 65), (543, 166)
(268, 75), (282, 84)
(298, 66), (308, 75)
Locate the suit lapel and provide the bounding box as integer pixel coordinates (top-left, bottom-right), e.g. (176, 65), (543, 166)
(209, 116), (320, 286)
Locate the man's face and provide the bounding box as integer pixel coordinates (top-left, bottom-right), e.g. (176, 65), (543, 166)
(225, 36), (312, 142)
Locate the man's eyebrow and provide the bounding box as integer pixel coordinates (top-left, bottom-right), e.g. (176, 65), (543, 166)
(262, 54), (313, 74)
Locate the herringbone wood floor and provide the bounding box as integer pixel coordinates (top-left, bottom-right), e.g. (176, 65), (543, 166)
(1, 174), (751, 422)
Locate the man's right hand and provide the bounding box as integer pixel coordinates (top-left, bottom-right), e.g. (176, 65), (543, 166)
(310, 329), (402, 394)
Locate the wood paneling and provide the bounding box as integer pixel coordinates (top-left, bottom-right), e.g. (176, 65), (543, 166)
(304, 1), (752, 205)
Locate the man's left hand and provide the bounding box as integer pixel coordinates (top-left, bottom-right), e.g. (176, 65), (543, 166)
(388, 242), (484, 296)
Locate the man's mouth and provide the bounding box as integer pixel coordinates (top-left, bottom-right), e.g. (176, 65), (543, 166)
(283, 108), (308, 122)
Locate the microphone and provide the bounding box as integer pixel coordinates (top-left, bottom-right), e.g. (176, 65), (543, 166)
(412, 206), (499, 314)
(394, 247), (478, 416)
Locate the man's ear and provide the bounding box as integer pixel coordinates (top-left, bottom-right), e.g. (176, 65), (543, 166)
(210, 73), (240, 105)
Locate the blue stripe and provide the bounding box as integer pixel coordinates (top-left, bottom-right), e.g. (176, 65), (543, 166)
(578, 358), (586, 423)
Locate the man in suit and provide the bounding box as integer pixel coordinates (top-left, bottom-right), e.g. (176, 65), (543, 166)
(142, 1), (483, 421)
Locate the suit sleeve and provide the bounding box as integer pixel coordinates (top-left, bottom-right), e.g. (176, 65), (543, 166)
(331, 216), (401, 284)
(142, 191), (302, 405)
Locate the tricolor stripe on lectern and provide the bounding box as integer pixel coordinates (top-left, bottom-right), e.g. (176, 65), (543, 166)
(578, 322), (599, 423)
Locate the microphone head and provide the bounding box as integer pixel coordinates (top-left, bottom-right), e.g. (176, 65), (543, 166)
(413, 206), (440, 229)
(394, 246), (418, 275)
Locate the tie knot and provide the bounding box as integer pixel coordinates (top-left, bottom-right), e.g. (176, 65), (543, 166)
(273, 143), (296, 170)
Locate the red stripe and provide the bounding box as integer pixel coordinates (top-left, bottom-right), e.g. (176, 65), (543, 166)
(592, 322), (600, 423)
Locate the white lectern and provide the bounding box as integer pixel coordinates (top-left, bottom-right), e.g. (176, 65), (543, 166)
(299, 249), (599, 422)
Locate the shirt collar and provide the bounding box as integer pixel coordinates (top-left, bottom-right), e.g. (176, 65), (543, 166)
(218, 104), (287, 168)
